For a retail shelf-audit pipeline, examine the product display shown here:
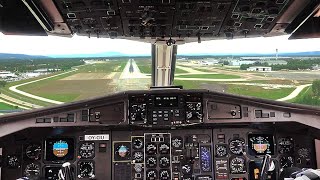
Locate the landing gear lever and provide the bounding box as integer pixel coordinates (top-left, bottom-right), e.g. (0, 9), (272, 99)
(58, 162), (74, 180)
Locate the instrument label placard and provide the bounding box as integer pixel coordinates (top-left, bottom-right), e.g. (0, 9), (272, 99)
(84, 134), (109, 141)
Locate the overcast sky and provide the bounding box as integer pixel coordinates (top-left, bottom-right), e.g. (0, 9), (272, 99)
(0, 32), (319, 56)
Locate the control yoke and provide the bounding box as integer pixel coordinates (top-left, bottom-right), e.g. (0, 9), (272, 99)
(260, 154), (275, 180)
(58, 162), (74, 180)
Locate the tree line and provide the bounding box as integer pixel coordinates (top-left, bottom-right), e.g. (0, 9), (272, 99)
(0, 58), (85, 73)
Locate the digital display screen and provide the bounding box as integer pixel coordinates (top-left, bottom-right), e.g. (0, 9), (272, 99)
(154, 96), (178, 107)
(200, 146), (212, 172)
(114, 142), (131, 161)
(45, 138), (75, 162)
(248, 134), (274, 155)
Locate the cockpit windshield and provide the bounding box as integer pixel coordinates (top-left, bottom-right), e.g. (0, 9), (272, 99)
(0, 34), (320, 116)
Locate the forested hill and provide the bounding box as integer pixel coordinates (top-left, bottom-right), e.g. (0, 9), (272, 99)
(0, 53), (49, 59)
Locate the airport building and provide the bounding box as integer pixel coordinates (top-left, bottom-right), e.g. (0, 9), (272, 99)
(229, 60), (256, 66)
(0, 71), (17, 78)
(247, 66), (272, 72)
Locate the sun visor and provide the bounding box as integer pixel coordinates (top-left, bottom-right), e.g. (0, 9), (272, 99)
(0, 0), (47, 36)
(286, 1), (320, 39)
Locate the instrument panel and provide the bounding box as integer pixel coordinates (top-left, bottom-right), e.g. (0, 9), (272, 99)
(0, 127), (316, 180)
(0, 89), (319, 180)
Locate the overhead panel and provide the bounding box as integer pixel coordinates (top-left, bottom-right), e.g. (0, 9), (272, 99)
(1, 0), (303, 42)
(219, 0), (293, 39)
(118, 0), (175, 39)
(53, 0), (123, 38)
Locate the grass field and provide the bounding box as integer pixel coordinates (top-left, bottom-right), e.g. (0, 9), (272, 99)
(290, 86), (320, 106)
(227, 85), (294, 100)
(175, 74), (241, 79)
(174, 80), (294, 100)
(13, 61), (126, 103)
(0, 102), (17, 110)
(77, 60), (126, 73)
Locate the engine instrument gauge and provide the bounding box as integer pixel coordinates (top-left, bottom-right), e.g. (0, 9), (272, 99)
(146, 143), (157, 155)
(159, 156), (170, 168)
(229, 139), (245, 155)
(79, 142), (95, 159)
(216, 145), (228, 157)
(248, 134), (274, 155)
(25, 144), (41, 160)
(7, 155), (20, 168)
(280, 156), (294, 169)
(158, 143), (170, 154)
(278, 137), (294, 154)
(230, 156), (246, 174)
(159, 169), (170, 180)
(24, 163), (41, 178)
(146, 169), (157, 180)
(146, 156), (157, 168)
(78, 161), (95, 179)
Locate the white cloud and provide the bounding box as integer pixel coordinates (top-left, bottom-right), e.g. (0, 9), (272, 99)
(0, 34), (319, 55)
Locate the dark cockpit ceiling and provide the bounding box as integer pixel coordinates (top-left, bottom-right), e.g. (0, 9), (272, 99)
(0, 0), (320, 43)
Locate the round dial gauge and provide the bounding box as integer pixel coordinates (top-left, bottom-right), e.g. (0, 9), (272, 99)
(7, 155), (20, 168)
(24, 163), (41, 178)
(230, 156), (246, 174)
(146, 156), (157, 168)
(159, 156), (170, 168)
(133, 137), (144, 150)
(78, 161), (95, 178)
(25, 144), (41, 160)
(146, 143), (157, 155)
(171, 137), (183, 149)
(132, 151), (144, 163)
(229, 139), (245, 155)
(159, 143), (170, 154)
(278, 137), (294, 154)
(146, 169), (157, 180)
(216, 145), (227, 157)
(160, 169), (170, 179)
(79, 142), (95, 159)
(280, 156), (294, 169)
(298, 148), (310, 158)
